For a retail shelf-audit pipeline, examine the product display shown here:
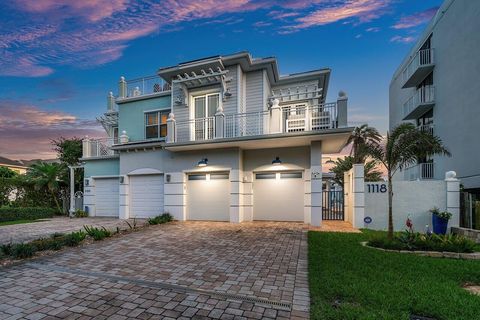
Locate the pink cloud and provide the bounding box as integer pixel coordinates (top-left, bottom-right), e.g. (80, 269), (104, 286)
(0, 101), (104, 160)
(393, 7), (438, 29)
(285, 0), (390, 32)
(390, 35), (416, 43)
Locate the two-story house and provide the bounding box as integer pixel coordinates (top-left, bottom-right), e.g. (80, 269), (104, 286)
(81, 52), (353, 226)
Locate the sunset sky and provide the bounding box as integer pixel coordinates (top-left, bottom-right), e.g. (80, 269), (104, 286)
(0, 0), (442, 160)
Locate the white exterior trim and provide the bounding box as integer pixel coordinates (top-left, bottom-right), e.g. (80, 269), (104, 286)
(127, 168), (164, 176)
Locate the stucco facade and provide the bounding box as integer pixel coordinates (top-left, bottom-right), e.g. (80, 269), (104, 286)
(389, 0), (480, 190)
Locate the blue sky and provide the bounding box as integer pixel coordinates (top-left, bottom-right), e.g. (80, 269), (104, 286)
(0, 0), (442, 159)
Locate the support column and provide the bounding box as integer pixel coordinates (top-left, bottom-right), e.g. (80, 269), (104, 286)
(310, 141), (322, 226)
(82, 136), (90, 158)
(164, 172), (187, 221)
(215, 107), (225, 139)
(445, 171), (460, 229)
(269, 98), (282, 134)
(166, 113), (176, 143)
(119, 175), (129, 219)
(336, 91), (348, 128)
(107, 92), (115, 111)
(230, 169), (242, 223)
(69, 166), (75, 216)
(351, 164), (365, 228)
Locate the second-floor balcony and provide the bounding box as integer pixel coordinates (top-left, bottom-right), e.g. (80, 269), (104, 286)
(82, 138), (117, 159)
(403, 85), (435, 120)
(402, 48), (435, 88)
(172, 102), (343, 144)
(404, 162), (435, 181)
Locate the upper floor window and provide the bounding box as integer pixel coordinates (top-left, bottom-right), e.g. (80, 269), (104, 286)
(145, 111), (169, 139)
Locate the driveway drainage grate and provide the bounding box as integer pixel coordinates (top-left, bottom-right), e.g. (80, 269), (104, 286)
(27, 262), (292, 311)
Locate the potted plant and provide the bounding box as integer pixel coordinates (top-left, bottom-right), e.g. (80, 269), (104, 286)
(430, 207), (452, 235)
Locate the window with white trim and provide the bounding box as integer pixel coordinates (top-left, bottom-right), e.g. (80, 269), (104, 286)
(145, 111), (169, 139)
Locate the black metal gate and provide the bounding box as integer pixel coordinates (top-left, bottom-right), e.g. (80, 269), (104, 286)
(322, 190), (344, 220)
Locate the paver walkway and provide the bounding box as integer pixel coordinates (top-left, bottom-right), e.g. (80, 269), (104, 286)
(0, 221), (310, 319)
(0, 217), (138, 244)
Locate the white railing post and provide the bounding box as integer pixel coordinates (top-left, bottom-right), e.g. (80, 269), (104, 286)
(119, 130), (129, 144)
(166, 113), (176, 143)
(82, 136), (91, 158)
(107, 91), (115, 111)
(215, 106), (225, 139)
(336, 91), (348, 128)
(445, 171), (460, 229)
(269, 98), (282, 134)
(118, 76), (127, 98)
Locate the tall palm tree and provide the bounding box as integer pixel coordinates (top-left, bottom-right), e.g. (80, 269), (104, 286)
(330, 156), (383, 186)
(363, 123), (450, 239)
(27, 162), (66, 212)
(347, 124), (382, 163)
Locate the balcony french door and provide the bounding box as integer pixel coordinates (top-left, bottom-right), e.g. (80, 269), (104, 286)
(193, 93), (219, 140)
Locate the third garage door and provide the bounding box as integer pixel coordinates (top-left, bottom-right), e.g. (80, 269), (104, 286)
(187, 172), (230, 221)
(129, 174), (164, 219)
(253, 171), (304, 221)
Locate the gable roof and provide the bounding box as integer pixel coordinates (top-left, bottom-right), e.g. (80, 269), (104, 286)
(0, 156), (28, 168)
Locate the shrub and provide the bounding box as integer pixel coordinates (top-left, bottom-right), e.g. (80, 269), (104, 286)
(84, 225), (112, 241)
(368, 231), (478, 253)
(148, 213), (173, 225)
(0, 207), (58, 222)
(11, 243), (36, 259)
(0, 243), (13, 256)
(73, 209), (88, 218)
(63, 231), (86, 247)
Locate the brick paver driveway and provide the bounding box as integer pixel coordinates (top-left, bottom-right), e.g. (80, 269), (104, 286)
(0, 217), (137, 245)
(0, 222), (310, 319)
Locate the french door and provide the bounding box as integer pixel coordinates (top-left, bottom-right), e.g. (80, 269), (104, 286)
(193, 93), (219, 140)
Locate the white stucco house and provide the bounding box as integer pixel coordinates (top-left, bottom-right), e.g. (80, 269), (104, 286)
(80, 52), (354, 226)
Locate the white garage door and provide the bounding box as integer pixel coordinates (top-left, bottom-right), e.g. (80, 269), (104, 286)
(129, 174), (164, 218)
(253, 172), (304, 221)
(187, 173), (230, 221)
(95, 178), (119, 217)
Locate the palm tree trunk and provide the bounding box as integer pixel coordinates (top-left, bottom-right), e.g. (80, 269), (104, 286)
(387, 172), (394, 240)
(50, 190), (62, 213)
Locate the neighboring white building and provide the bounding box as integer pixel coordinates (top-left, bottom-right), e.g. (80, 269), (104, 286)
(81, 52), (354, 226)
(389, 0), (480, 194)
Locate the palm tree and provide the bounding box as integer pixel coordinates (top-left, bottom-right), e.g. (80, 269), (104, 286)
(363, 123), (450, 239)
(27, 162), (66, 212)
(330, 156), (383, 186)
(347, 124), (382, 163)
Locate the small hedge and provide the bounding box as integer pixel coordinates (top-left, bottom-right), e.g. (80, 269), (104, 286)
(148, 213), (173, 225)
(368, 231), (478, 253)
(0, 207), (58, 222)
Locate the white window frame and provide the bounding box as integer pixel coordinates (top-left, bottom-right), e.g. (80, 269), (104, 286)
(144, 110), (169, 140)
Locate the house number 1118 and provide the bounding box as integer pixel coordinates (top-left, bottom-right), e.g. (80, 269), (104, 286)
(367, 184), (387, 193)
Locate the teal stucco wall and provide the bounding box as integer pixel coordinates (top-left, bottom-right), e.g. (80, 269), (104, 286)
(118, 95), (171, 141)
(84, 158), (120, 177)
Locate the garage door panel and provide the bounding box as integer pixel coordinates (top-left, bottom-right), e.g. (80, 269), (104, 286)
(187, 174), (230, 221)
(95, 178), (119, 217)
(253, 172), (304, 221)
(129, 175), (164, 219)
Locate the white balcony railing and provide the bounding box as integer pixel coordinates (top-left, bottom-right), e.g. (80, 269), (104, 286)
(403, 85), (435, 117)
(124, 75), (171, 98)
(172, 102), (339, 144)
(418, 123), (434, 135)
(402, 48), (434, 84)
(271, 84), (323, 103)
(82, 138), (116, 158)
(404, 162), (435, 180)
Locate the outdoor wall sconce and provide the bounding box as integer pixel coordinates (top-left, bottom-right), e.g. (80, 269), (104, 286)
(272, 157), (282, 165)
(197, 158), (208, 167)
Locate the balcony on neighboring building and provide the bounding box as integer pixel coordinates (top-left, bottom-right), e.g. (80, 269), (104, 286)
(82, 137), (117, 159)
(418, 123), (434, 135)
(403, 85), (435, 120)
(402, 48), (435, 88)
(116, 75), (171, 101)
(404, 162), (435, 181)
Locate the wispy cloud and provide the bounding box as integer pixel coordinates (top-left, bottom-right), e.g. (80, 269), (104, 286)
(1, 0), (395, 77)
(366, 26), (380, 32)
(0, 101), (103, 159)
(390, 35), (416, 43)
(392, 7), (438, 29)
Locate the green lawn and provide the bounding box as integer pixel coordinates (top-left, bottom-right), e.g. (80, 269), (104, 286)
(309, 230), (480, 320)
(0, 219), (47, 226)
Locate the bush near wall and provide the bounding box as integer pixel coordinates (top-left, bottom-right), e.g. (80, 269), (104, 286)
(0, 207), (58, 222)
